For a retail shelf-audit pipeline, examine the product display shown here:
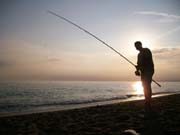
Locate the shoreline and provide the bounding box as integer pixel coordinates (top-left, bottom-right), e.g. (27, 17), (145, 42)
(0, 92), (175, 118)
(1, 94), (180, 135)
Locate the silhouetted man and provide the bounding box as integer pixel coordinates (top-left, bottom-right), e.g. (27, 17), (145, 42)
(134, 41), (154, 112)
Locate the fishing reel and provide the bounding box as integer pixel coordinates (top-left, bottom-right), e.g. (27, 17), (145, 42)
(135, 70), (140, 76)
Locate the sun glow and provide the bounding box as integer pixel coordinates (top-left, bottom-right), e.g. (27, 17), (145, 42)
(133, 81), (144, 95)
(129, 33), (154, 49)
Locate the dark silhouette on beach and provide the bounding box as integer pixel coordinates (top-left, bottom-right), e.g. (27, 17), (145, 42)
(134, 41), (154, 112)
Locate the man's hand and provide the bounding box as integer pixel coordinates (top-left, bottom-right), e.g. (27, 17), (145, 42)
(135, 65), (139, 70)
(135, 70), (140, 76)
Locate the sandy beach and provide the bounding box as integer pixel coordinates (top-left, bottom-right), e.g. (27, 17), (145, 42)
(0, 94), (180, 135)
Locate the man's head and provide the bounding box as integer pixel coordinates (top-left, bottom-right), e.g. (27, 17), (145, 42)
(134, 41), (143, 51)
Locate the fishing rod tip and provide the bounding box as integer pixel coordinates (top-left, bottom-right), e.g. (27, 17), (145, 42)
(47, 10), (54, 15)
(47, 10), (51, 13)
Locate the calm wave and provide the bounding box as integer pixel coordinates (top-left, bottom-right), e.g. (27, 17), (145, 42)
(0, 81), (180, 115)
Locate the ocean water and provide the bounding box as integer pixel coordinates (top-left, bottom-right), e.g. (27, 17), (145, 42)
(0, 81), (180, 116)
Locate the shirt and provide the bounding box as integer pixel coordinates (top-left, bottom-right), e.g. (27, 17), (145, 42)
(137, 48), (154, 75)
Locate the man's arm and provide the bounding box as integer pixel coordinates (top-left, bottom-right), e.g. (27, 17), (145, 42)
(135, 54), (141, 76)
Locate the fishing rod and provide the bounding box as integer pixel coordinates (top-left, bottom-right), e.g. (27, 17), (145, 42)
(48, 10), (161, 87)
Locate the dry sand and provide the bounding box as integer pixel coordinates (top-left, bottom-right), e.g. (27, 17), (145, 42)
(0, 94), (180, 135)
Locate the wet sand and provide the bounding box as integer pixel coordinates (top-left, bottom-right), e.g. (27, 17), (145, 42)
(0, 94), (180, 135)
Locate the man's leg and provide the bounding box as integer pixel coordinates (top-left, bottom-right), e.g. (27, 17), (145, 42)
(142, 79), (152, 112)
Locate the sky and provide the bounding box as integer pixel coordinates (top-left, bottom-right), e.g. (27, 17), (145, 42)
(0, 0), (180, 81)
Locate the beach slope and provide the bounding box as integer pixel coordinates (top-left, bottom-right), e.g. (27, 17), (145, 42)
(0, 94), (180, 135)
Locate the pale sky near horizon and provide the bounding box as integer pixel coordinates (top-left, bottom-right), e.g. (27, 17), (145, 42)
(1, 0), (180, 81)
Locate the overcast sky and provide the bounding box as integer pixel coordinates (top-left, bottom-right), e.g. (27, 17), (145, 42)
(1, 0), (180, 81)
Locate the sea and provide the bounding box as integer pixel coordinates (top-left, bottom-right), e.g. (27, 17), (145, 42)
(0, 81), (180, 116)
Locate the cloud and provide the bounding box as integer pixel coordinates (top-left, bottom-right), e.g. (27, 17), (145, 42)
(152, 47), (180, 81)
(0, 60), (14, 68)
(153, 25), (180, 41)
(47, 58), (61, 63)
(152, 48), (176, 54)
(136, 11), (180, 19)
(135, 11), (180, 23)
(152, 47), (180, 62)
(152, 47), (180, 55)
(135, 11), (180, 40)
